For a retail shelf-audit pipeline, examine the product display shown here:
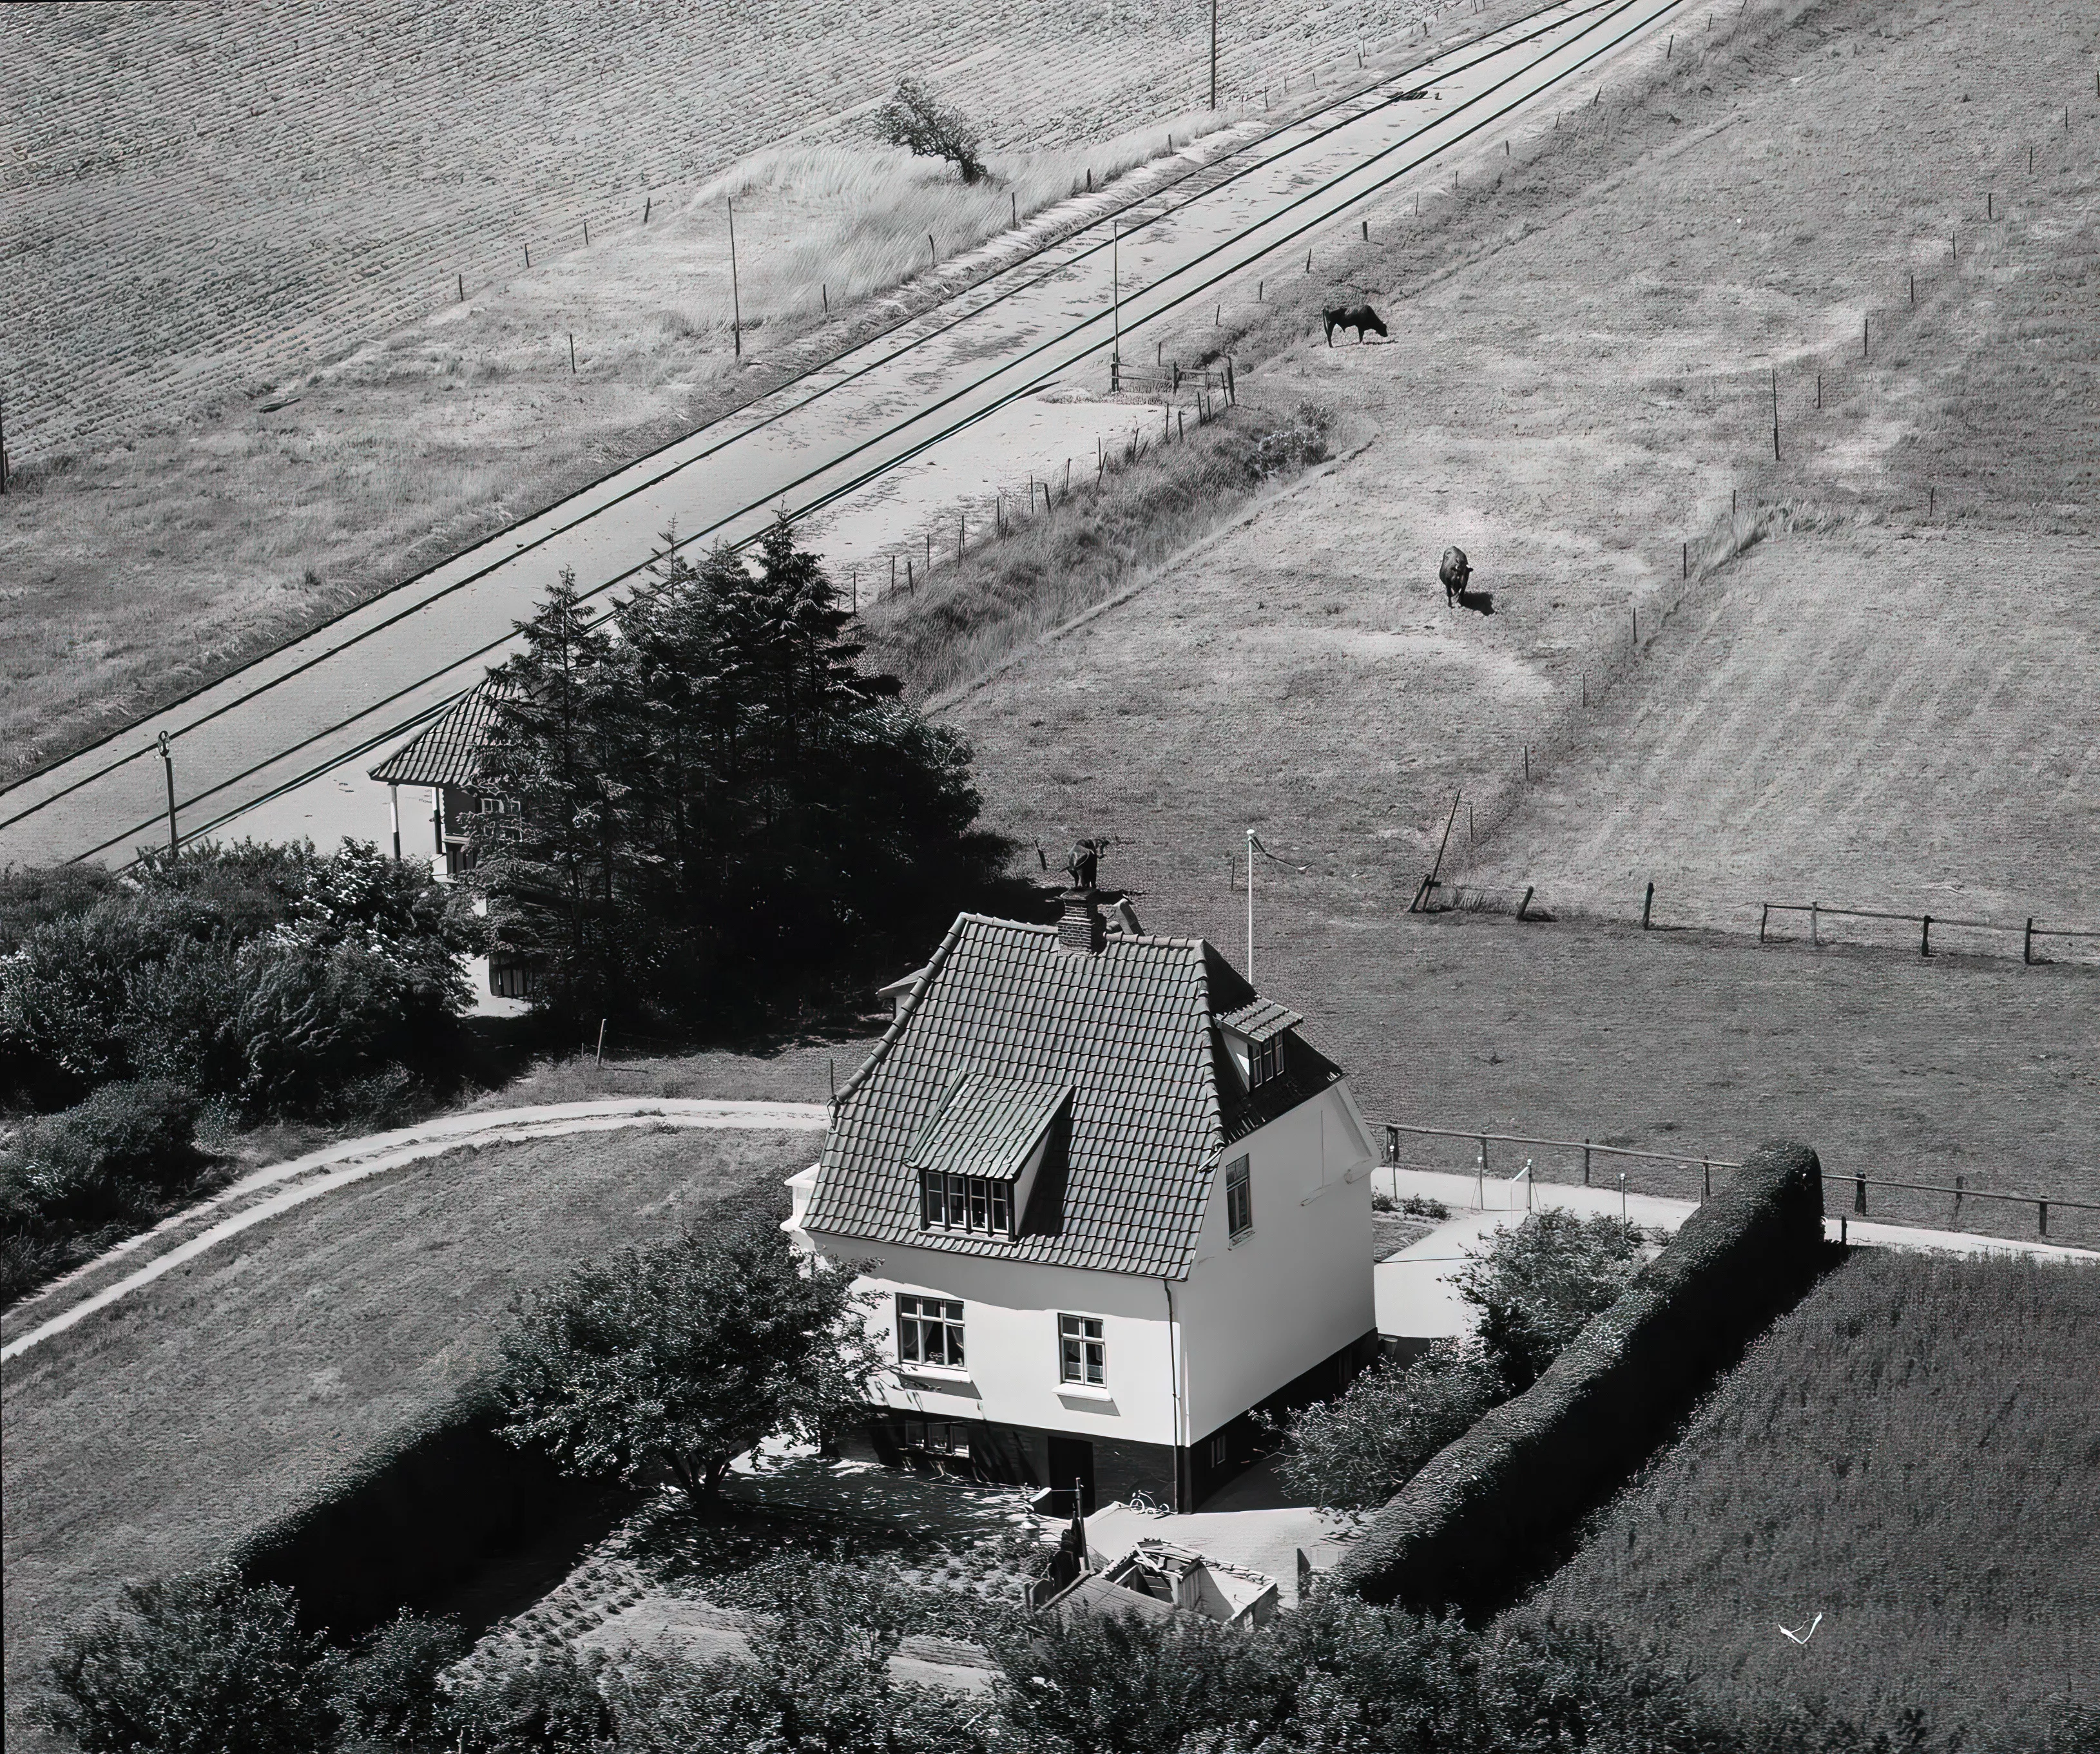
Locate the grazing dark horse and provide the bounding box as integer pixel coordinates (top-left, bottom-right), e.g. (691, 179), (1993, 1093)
(1323, 304), (1387, 345)
(1440, 545), (1472, 606)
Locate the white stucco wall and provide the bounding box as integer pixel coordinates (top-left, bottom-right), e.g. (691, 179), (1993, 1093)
(784, 1077), (1376, 1454)
(1174, 1082), (1378, 1440)
(804, 1237), (1184, 1449)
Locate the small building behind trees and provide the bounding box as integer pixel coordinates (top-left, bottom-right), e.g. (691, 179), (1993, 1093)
(368, 680), (514, 882)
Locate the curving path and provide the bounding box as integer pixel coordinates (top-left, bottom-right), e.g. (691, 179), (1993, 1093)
(0, 1097), (829, 1364)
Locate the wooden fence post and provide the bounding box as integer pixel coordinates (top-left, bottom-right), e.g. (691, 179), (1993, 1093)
(1641, 881), (1654, 930)
(1921, 914), (1932, 955)
(2024, 918), (2034, 963)
(1759, 903), (1769, 942)
(2038, 1200), (2048, 1237)
(1954, 1174), (1964, 1220)
(1583, 1139), (1592, 1186)
(1854, 1173), (1867, 1217)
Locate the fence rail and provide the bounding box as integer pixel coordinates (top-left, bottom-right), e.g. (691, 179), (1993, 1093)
(1372, 1120), (2097, 1239)
(1758, 900), (2100, 961)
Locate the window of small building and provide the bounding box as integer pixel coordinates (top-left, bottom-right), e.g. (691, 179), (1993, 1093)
(1249, 1032), (1286, 1088)
(1226, 1155), (1253, 1240)
(897, 1294), (965, 1368)
(919, 1168), (1013, 1237)
(1058, 1313), (1106, 1387)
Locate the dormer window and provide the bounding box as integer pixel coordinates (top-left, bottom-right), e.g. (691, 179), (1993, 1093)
(903, 1072), (1072, 1245)
(1217, 999), (1304, 1095)
(921, 1169), (1013, 1237)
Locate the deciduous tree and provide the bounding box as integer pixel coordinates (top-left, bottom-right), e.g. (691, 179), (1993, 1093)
(496, 1211), (884, 1503)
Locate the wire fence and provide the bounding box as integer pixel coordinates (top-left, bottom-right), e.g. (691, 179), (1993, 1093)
(1371, 1120), (2099, 1243)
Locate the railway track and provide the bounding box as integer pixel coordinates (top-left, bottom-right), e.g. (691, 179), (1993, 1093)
(0, 0), (1688, 869)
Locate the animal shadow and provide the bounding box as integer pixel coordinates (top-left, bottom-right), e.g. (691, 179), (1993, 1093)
(1456, 590), (1495, 615)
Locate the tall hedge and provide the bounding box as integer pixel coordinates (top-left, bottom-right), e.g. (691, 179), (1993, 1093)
(227, 1374), (621, 1638)
(1329, 1141), (1827, 1612)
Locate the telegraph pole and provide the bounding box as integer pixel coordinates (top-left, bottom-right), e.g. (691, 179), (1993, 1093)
(157, 731), (178, 856)
(1245, 827), (1256, 983)
(1209, 0), (1219, 109)
(1110, 222), (1121, 392)
(727, 197), (743, 360)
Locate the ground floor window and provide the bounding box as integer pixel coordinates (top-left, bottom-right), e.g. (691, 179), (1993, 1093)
(1058, 1313), (1106, 1386)
(896, 1418), (974, 1458)
(897, 1293), (965, 1368)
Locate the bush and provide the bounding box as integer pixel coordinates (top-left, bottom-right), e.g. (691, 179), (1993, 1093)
(0, 839), (475, 1116)
(1329, 1142), (1828, 1613)
(1456, 1208), (1646, 1393)
(447, 1643), (613, 1754)
(0, 1079), (204, 1303)
(231, 1374), (604, 1639)
(329, 1612), (468, 1753)
(873, 77), (985, 183)
(33, 1568), (338, 1754)
(1275, 1340), (1503, 1514)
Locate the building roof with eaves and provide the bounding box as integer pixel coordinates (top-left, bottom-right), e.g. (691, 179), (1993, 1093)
(802, 905), (1344, 1280)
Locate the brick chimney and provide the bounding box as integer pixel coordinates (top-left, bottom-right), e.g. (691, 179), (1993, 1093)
(1058, 886), (1107, 954)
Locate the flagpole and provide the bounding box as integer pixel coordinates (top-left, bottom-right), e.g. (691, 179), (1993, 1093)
(1246, 827), (1255, 983)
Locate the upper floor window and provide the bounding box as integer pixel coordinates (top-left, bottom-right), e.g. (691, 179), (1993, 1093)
(1225, 1155), (1253, 1240)
(897, 1294), (965, 1368)
(1249, 1034), (1285, 1088)
(920, 1168), (1013, 1237)
(1059, 1313), (1106, 1387)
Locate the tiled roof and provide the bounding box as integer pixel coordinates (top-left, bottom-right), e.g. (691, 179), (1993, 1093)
(368, 680), (510, 788)
(1217, 999), (1304, 1043)
(802, 913), (1342, 1279)
(906, 1073), (1072, 1179)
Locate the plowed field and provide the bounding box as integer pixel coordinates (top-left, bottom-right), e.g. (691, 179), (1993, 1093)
(6, 0), (1439, 455)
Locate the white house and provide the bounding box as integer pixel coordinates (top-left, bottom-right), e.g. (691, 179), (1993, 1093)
(783, 883), (1378, 1511)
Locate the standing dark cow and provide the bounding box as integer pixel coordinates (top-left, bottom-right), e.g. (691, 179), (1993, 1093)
(1439, 546), (1472, 606)
(1322, 304), (1387, 345)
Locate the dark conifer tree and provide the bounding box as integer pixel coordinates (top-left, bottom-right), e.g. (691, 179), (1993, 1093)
(472, 521), (1006, 1028)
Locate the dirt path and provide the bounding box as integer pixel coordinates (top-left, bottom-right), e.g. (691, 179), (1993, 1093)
(0, 1098), (828, 1364)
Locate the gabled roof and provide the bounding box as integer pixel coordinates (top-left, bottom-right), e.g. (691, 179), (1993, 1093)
(368, 680), (510, 788)
(906, 1073), (1072, 1181)
(801, 912), (1343, 1279)
(1217, 998), (1304, 1043)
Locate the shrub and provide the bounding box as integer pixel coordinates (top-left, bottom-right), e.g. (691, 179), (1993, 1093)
(0, 840), (474, 1116)
(988, 1606), (1268, 1754)
(329, 1612), (467, 1752)
(1275, 1340), (1503, 1513)
(1456, 1208), (1646, 1393)
(33, 1568), (338, 1754)
(874, 77), (985, 183)
(447, 1643), (613, 1754)
(0, 1079), (204, 1303)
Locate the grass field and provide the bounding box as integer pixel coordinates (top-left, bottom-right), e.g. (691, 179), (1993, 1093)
(920, 0), (2099, 1239)
(0, 0), (1452, 780)
(0, 1126), (813, 1750)
(1514, 1249), (2100, 1740)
